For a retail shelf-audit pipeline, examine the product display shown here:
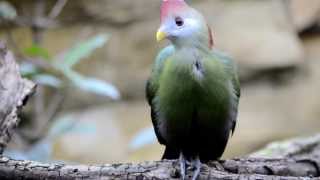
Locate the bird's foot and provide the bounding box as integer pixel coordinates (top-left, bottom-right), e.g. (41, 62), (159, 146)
(191, 156), (201, 180)
(209, 161), (224, 171)
(179, 152), (186, 180)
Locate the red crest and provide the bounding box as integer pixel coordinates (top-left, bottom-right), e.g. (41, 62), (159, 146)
(161, 0), (188, 22)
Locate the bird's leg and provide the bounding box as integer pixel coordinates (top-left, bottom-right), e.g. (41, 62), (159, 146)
(179, 152), (186, 180)
(191, 156), (201, 180)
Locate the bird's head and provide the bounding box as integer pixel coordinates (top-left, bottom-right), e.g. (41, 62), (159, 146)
(157, 0), (213, 49)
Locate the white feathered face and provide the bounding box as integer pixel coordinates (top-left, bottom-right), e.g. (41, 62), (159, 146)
(157, 0), (211, 48)
(157, 8), (204, 42)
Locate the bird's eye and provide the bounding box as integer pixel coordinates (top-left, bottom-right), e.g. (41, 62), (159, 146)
(175, 17), (184, 27)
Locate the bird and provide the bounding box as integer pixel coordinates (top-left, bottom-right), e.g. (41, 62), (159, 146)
(146, 0), (240, 179)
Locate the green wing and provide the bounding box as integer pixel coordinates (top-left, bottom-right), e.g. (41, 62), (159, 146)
(146, 45), (175, 145)
(212, 49), (241, 134)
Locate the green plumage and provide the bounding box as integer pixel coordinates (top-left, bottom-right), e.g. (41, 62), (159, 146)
(146, 45), (240, 161)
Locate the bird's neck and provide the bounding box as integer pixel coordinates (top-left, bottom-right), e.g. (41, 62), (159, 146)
(172, 32), (212, 53)
(173, 39), (211, 56)
(170, 44), (210, 83)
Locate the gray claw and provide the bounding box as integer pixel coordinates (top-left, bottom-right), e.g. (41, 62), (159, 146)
(191, 156), (201, 180)
(179, 152), (186, 180)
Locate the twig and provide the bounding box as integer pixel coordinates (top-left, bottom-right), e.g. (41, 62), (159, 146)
(45, 91), (64, 122)
(31, 86), (45, 140)
(32, 0), (46, 45)
(48, 0), (68, 19)
(22, 91), (65, 140)
(5, 30), (22, 58)
(4, 26), (52, 70)
(20, 88), (64, 141)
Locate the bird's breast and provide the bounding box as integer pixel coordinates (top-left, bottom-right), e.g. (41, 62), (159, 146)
(156, 53), (232, 143)
(157, 51), (231, 114)
(192, 54), (205, 81)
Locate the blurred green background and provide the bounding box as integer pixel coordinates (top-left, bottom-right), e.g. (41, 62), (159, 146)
(1, 0), (320, 164)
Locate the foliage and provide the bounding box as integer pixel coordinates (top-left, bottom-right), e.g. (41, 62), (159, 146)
(24, 45), (51, 60)
(129, 127), (157, 150)
(60, 34), (107, 68)
(2, 0), (120, 162)
(22, 34), (120, 100)
(0, 1), (16, 20)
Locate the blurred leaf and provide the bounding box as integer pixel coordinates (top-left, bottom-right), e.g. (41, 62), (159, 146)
(4, 139), (52, 162)
(51, 33), (119, 99)
(49, 114), (97, 138)
(60, 34), (109, 68)
(33, 74), (62, 88)
(26, 139), (52, 162)
(20, 62), (38, 76)
(48, 115), (77, 139)
(0, 1), (17, 20)
(69, 122), (97, 135)
(4, 150), (29, 161)
(129, 127), (157, 150)
(24, 45), (51, 60)
(64, 69), (120, 100)
(75, 77), (120, 100)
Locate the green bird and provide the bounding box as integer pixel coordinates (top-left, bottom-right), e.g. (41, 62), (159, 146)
(146, 0), (240, 179)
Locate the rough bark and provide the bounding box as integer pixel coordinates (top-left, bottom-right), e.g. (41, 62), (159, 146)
(0, 155), (319, 180)
(251, 134), (320, 159)
(0, 42), (36, 154)
(0, 43), (320, 179)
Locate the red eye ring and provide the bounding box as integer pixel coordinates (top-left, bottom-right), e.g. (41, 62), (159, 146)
(175, 17), (184, 27)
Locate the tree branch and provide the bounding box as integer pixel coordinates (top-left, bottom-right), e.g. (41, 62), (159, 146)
(0, 42), (35, 153)
(0, 156), (319, 180)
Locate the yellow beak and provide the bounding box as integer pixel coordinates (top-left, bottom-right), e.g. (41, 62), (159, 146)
(156, 31), (167, 42)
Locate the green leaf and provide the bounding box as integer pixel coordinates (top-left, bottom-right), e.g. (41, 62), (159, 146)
(60, 34), (109, 68)
(75, 77), (120, 99)
(129, 127), (157, 150)
(33, 74), (62, 88)
(24, 45), (51, 60)
(63, 69), (120, 100)
(49, 115), (97, 139)
(48, 115), (76, 139)
(0, 1), (17, 20)
(20, 62), (38, 76)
